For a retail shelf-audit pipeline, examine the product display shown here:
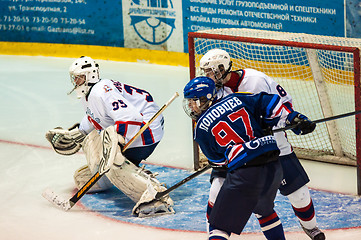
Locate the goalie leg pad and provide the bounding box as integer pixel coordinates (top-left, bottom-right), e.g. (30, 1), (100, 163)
(83, 127), (126, 172)
(105, 160), (174, 217)
(105, 160), (153, 202)
(82, 130), (103, 172)
(73, 165), (112, 193)
(99, 126), (125, 174)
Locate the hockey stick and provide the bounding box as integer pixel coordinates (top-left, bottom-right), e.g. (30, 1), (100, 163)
(154, 110), (361, 200)
(155, 164), (212, 200)
(273, 110), (361, 133)
(42, 92), (179, 211)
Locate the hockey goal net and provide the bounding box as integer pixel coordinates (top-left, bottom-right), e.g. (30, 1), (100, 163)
(188, 28), (361, 193)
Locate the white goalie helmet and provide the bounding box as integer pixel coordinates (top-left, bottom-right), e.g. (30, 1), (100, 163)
(68, 56), (100, 98)
(199, 49), (232, 88)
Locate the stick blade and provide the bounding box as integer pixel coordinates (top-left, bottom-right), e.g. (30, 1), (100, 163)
(42, 188), (72, 211)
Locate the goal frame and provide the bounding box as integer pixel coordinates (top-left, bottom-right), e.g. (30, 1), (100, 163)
(188, 31), (361, 195)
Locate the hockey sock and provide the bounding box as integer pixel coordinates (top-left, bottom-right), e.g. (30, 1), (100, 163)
(287, 185), (317, 229)
(292, 199), (317, 229)
(208, 225), (230, 240)
(206, 201), (213, 233)
(257, 211), (285, 240)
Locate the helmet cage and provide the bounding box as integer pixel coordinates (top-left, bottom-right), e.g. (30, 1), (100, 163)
(183, 76), (217, 120)
(68, 56), (99, 98)
(199, 49), (232, 89)
(183, 96), (214, 120)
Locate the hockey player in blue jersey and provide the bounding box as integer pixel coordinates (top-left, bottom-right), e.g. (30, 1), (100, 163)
(199, 48), (324, 240)
(183, 76), (316, 240)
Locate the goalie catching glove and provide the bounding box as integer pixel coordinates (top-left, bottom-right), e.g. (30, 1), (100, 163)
(45, 123), (86, 155)
(286, 111), (316, 135)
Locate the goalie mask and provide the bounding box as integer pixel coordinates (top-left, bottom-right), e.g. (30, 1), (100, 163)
(68, 56), (100, 98)
(199, 49), (232, 89)
(183, 76), (217, 120)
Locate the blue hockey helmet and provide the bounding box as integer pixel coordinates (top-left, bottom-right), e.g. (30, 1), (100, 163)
(183, 76), (217, 120)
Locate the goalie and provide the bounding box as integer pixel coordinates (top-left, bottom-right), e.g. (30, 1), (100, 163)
(45, 56), (174, 217)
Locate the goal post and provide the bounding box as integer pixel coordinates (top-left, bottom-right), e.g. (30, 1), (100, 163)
(188, 28), (361, 195)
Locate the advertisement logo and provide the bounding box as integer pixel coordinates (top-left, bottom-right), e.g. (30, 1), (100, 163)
(245, 135), (276, 150)
(129, 0), (176, 45)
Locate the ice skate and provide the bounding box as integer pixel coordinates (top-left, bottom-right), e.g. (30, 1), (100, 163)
(302, 225), (326, 240)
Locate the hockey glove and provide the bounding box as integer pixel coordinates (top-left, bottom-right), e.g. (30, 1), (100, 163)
(286, 111), (316, 135)
(262, 125), (274, 136)
(45, 123), (86, 155)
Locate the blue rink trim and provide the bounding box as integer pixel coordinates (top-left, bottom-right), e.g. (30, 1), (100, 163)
(80, 164), (361, 232)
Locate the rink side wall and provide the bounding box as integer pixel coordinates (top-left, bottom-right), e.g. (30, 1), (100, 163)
(0, 41), (189, 67)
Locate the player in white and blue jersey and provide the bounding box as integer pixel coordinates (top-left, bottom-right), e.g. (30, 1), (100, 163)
(76, 73), (164, 166)
(45, 56), (174, 217)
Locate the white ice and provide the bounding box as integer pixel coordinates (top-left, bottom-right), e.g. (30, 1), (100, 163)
(0, 55), (360, 240)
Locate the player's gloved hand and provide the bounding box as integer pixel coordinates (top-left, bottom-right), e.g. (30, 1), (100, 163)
(45, 123), (86, 155)
(262, 125), (274, 136)
(286, 111), (316, 135)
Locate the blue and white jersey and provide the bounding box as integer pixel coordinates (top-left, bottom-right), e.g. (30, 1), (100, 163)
(218, 69), (294, 156)
(78, 79), (164, 149)
(194, 92), (288, 171)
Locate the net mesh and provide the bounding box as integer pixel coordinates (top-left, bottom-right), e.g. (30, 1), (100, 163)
(190, 28), (361, 165)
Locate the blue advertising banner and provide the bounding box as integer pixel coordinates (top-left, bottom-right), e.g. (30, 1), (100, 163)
(0, 0), (358, 54)
(0, 0), (124, 47)
(182, 0), (344, 52)
(346, 1), (361, 38)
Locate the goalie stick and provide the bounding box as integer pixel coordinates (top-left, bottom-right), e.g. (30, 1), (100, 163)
(42, 92), (179, 211)
(153, 109), (361, 200)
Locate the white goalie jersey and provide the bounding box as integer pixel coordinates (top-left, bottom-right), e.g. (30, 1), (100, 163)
(218, 68), (294, 156)
(78, 78), (164, 149)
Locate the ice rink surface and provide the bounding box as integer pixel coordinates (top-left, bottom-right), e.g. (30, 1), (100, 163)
(0, 55), (360, 240)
